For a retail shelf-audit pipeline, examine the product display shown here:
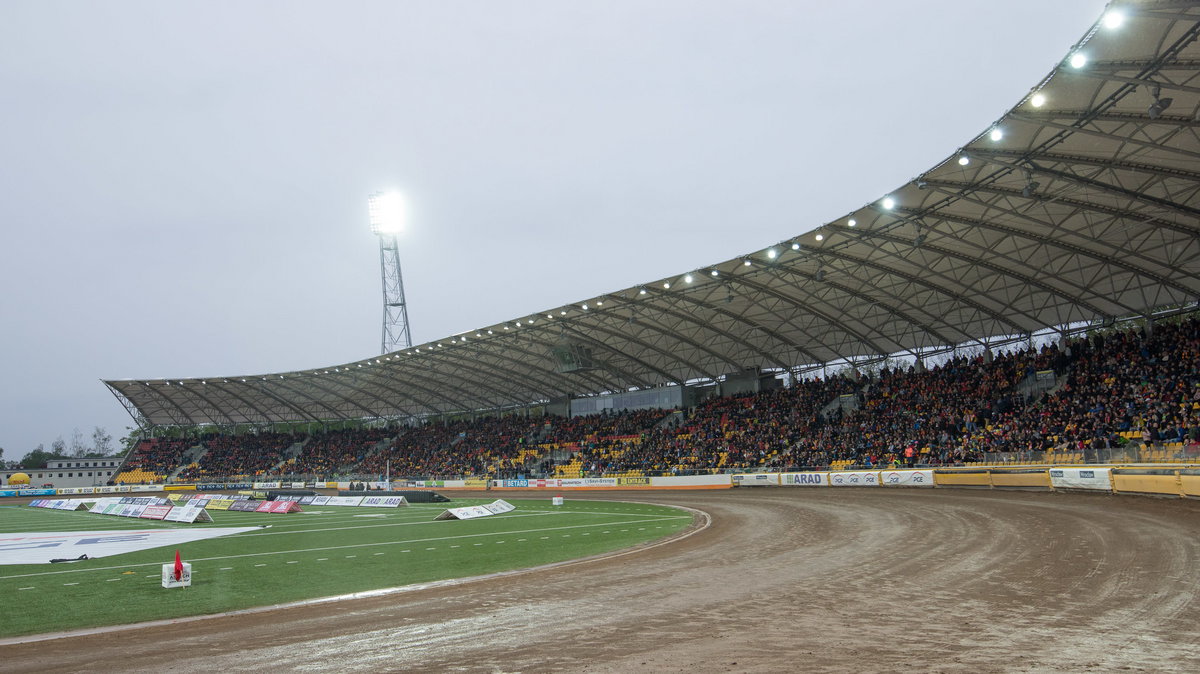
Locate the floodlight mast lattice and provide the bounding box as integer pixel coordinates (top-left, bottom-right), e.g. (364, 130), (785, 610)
(368, 191), (413, 354)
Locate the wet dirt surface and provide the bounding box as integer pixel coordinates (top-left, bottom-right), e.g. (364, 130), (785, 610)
(4, 488), (1200, 673)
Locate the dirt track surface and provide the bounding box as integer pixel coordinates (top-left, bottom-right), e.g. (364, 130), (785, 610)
(5, 488), (1200, 673)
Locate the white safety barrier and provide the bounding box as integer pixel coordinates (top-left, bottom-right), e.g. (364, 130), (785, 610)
(829, 471), (880, 487)
(1050, 467), (1112, 491)
(880, 470), (935, 487)
(733, 473), (779, 486)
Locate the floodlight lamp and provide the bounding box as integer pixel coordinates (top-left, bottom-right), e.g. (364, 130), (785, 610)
(847, 219), (857, 227)
(711, 269), (720, 276)
(815, 233), (824, 241)
(663, 282), (671, 289)
(1103, 10), (1125, 29)
(1069, 52), (1087, 69)
(958, 155), (970, 166)
(1031, 93), (1046, 108)
(791, 242), (800, 250)
(684, 274), (694, 283)
(743, 259), (752, 266)
(767, 249), (777, 259)
(882, 197), (896, 210)
(368, 191), (406, 235)
(990, 128), (1003, 142)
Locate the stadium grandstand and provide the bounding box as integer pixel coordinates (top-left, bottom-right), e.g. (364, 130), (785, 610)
(104, 1), (1199, 485)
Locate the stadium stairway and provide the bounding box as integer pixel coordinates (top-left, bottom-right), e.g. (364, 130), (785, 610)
(270, 439), (307, 472)
(168, 444), (206, 482)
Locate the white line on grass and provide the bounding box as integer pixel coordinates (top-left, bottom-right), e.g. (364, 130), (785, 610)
(0, 514), (691, 581)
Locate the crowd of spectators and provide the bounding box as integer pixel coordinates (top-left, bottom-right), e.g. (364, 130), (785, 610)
(286, 427), (393, 477)
(125, 316), (1200, 479)
(175, 431), (299, 480)
(120, 438), (194, 478)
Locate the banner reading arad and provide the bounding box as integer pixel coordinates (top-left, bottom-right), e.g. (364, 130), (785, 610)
(781, 472), (829, 486)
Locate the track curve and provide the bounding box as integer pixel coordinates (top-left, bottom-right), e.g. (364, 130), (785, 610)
(5, 489), (1200, 673)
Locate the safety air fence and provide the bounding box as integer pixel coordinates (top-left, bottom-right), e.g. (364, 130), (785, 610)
(3, 468), (1200, 499)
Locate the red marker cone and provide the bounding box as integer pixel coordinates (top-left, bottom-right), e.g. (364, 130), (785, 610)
(174, 549), (183, 581)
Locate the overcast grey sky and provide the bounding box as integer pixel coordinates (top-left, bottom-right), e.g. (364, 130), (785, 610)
(0, 0), (1104, 456)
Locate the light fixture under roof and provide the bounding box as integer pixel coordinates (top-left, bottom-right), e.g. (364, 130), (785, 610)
(881, 197), (896, 210)
(989, 128), (1003, 142)
(815, 233), (824, 242)
(1148, 85), (1174, 120)
(847, 218), (857, 227)
(958, 155), (970, 166)
(1102, 9), (1125, 29)
(684, 274), (693, 283)
(743, 259), (752, 266)
(1031, 92), (1046, 107)
(710, 269), (719, 276)
(663, 282), (671, 289)
(1069, 52), (1087, 69)
(791, 242), (800, 250)
(767, 249), (777, 259)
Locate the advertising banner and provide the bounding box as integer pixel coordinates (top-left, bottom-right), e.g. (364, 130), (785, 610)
(120, 504), (148, 518)
(781, 472), (829, 486)
(733, 473), (779, 487)
(205, 499), (236, 511)
(140, 505), (173, 520)
(325, 496), (364, 506)
(616, 476), (651, 486)
(482, 499), (515, 514)
(310, 495), (331, 506)
(164, 505), (214, 523)
(1050, 467), (1112, 491)
(829, 471), (880, 487)
(227, 500), (260, 512)
(360, 496), (407, 507)
(880, 470), (935, 487)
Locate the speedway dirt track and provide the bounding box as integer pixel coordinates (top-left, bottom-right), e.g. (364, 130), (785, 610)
(4, 488), (1200, 673)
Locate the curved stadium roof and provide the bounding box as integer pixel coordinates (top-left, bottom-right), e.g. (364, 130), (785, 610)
(107, 1), (1200, 427)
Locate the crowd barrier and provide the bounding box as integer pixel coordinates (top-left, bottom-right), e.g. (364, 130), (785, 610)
(7, 468), (1200, 500)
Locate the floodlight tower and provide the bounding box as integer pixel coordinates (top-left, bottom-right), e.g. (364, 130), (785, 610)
(368, 191), (413, 353)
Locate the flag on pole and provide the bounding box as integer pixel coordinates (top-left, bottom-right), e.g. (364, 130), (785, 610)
(174, 550), (183, 581)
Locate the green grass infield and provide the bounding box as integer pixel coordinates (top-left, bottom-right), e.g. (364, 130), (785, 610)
(0, 498), (693, 638)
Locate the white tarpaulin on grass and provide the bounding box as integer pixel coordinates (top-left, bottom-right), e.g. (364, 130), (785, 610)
(0, 528), (258, 565)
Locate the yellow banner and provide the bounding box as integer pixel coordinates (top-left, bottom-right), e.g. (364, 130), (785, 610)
(205, 498), (236, 511)
(164, 484), (197, 491)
